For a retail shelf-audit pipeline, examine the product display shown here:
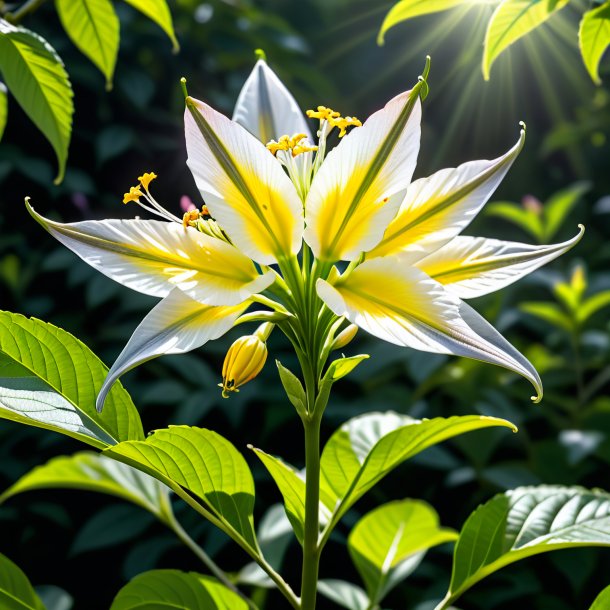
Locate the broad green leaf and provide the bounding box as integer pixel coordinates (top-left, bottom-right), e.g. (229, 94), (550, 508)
(486, 201), (543, 241)
(56, 0), (120, 89)
(590, 584), (610, 610)
(437, 486), (610, 609)
(579, 2), (610, 85)
(0, 451), (169, 518)
(543, 182), (589, 242)
(320, 412), (516, 531)
(0, 552), (44, 610)
(318, 580), (369, 610)
(0, 311), (144, 449)
(483, 0), (570, 80)
(0, 20), (73, 183)
(378, 0), (496, 45)
(578, 290), (610, 324)
(105, 426), (257, 547)
(519, 301), (572, 331)
(0, 82), (7, 141)
(251, 446), (332, 545)
(110, 570), (248, 610)
(122, 0), (179, 51)
(349, 500), (457, 604)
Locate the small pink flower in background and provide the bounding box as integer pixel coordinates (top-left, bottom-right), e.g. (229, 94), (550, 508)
(180, 195), (196, 212)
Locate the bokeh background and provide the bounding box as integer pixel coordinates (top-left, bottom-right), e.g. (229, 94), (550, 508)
(1, 0), (610, 608)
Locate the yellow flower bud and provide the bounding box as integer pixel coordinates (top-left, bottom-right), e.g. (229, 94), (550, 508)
(331, 324), (358, 350)
(220, 332), (268, 398)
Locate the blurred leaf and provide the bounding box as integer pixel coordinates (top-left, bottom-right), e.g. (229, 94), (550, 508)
(318, 579), (369, 610)
(320, 412), (516, 533)
(0, 311), (144, 448)
(0, 552), (44, 609)
(35, 585), (73, 610)
(110, 570), (247, 609)
(72, 504), (154, 554)
(122, 0), (179, 51)
(578, 290), (610, 324)
(483, 0), (570, 80)
(0, 20), (73, 183)
(486, 201), (543, 241)
(1, 451), (169, 517)
(519, 301), (572, 331)
(439, 486), (610, 609)
(558, 430), (605, 465)
(349, 499), (456, 604)
(543, 182), (589, 242)
(105, 426), (257, 547)
(95, 125), (135, 165)
(590, 584), (610, 609)
(56, 0), (120, 89)
(378, 0), (495, 45)
(0, 82), (6, 142)
(579, 2), (610, 85)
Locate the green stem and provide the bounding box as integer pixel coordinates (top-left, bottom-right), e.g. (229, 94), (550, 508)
(300, 410), (322, 610)
(4, 0), (47, 23)
(164, 510), (259, 610)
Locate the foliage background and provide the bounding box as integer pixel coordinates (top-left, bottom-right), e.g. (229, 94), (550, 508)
(1, 0), (610, 608)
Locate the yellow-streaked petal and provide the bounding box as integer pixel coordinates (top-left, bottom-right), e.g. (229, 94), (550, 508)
(368, 128), (525, 260)
(28, 203), (274, 306)
(304, 89), (422, 262)
(417, 226), (585, 299)
(316, 257), (542, 401)
(185, 97), (303, 266)
(97, 289), (246, 411)
(232, 58), (312, 144)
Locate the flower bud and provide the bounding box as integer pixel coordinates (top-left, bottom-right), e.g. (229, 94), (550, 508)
(331, 324), (358, 351)
(220, 324), (272, 398)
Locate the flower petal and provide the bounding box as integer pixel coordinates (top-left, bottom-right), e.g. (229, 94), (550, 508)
(28, 203), (273, 306)
(368, 128), (525, 260)
(185, 97), (304, 265)
(96, 289), (247, 412)
(304, 89), (422, 262)
(317, 257), (542, 401)
(416, 226), (584, 299)
(232, 58), (312, 144)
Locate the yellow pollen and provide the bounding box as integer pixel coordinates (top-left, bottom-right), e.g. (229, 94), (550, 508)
(123, 186), (143, 204)
(266, 133), (317, 157)
(306, 106), (341, 121)
(182, 209), (200, 227)
(331, 116), (362, 137)
(201, 205), (210, 217)
(138, 172), (157, 190)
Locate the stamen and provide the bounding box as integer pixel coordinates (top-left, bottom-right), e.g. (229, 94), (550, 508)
(182, 209), (200, 228)
(331, 116), (362, 137)
(123, 186), (143, 204)
(138, 172), (157, 191)
(266, 133), (318, 158)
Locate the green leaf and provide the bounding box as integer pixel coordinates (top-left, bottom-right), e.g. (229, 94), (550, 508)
(0, 451), (169, 518)
(542, 182), (589, 242)
(276, 360), (306, 416)
(251, 446), (333, 545)
(438, 486), (610, 609)
(519, 301), (573, 331)
(578, 290), (610, 324)
(318, 580), (369, 610)
(110, 570), (248, 610)
(121, 0), (179, 51)
(486, 201), (544, 241)
(0, 81), (7, 142)
(590, 584), (610, 610)
(105, 426), (257, 548)
(349, 500), (457, 604)
(0, 20), (73, 183)
(320, 412), (516, 533)
(483, 0), (570, 80)
(56, 0), (120, 90)
(0, 311), (144, 449)
(0, 552), (44, 610)
(315, 354), (369, 413)
(378, 0), (496, 45)
(579, 2), (610, 85)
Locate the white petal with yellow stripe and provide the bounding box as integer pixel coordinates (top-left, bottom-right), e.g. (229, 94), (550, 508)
(96, 289), (248, 412)
(304, 89), (422, 262)
(232, 58), (312, 144)
(185, 97), (304, 266)
(368, 129), (525, 260)
(416, 226), (584, 299)
(316, 257), (542, 401)
(28, 203), (273, 306)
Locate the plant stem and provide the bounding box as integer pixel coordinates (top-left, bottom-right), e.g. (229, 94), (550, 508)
(300, 410), (322, 610)
(4, 0), (47, 23)
(165, 511), (259, 610)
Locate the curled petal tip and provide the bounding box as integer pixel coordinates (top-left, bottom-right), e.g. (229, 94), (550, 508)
(519, 120), (526, 133)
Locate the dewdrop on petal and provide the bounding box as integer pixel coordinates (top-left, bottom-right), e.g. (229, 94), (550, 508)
(220, 323), (273, 398)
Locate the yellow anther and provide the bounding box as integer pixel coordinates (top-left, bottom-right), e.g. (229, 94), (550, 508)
(266, 133), (316, 157)
(306, 106), (341, 121)
(292, 143), (318, 157)
(182, 209), (200, 228)
(201, 205), (211, 217)
(123, 186), (143, 204)
(331, 116), (362, 137)
(138, 172), (157, 190)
